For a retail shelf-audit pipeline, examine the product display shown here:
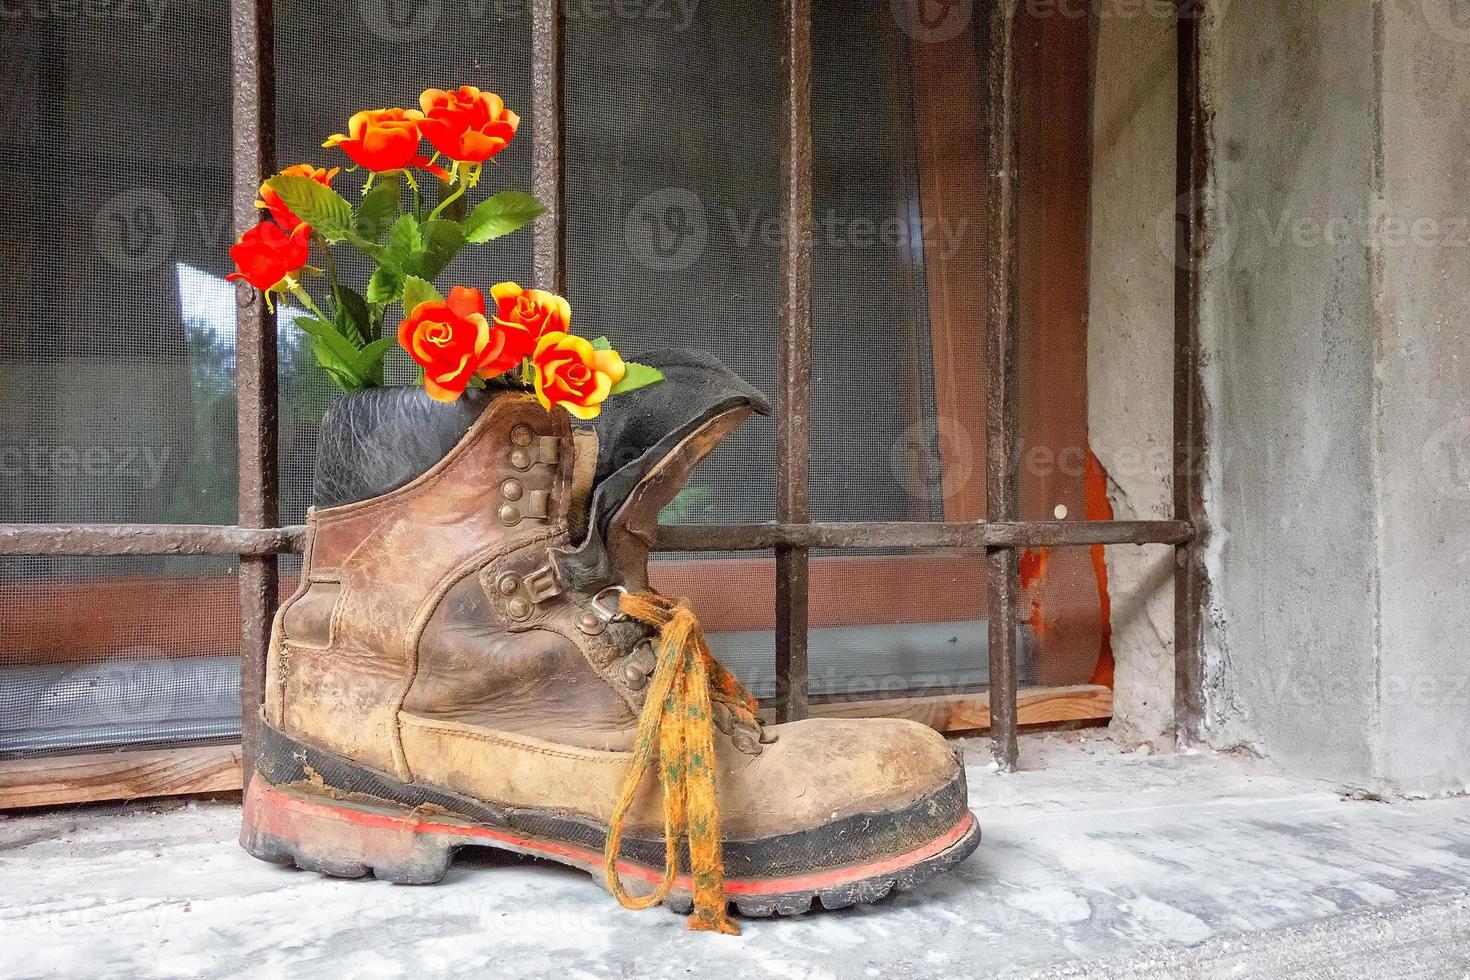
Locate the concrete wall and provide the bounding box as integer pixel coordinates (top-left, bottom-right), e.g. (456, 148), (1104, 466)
(1372, 0), (1470, 794)
(1086, 7), (1178, 745)
(1194, 0), (1470, 794)
(1199, 0), (1383, 780)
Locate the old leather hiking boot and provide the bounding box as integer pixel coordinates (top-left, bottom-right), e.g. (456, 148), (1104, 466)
(242, 349), (981, 932)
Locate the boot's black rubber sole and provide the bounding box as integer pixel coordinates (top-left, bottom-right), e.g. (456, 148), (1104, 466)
(242, 723), (982, 919)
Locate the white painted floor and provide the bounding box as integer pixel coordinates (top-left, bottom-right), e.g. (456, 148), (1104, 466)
(2, 734), (1468, 979)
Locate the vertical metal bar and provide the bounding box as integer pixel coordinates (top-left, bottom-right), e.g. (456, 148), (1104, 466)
(984, 0), (1021, 771)
(774, 0), (813, 725)
(530, 0), (567, 296)
(230, 0), (279, 781)
(1173, 0), (1207, 743)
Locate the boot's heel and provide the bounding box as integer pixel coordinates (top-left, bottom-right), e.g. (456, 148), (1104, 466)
(241, 774), (454, 885)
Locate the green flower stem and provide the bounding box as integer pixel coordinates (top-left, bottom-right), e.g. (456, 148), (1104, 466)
(403, 168), (421, 220)
(284, 278), (328, 322)
(314, 230), (341, 288)
(428, 162), (466, 222)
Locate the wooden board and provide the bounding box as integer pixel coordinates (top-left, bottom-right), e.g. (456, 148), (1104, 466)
(0, 744), (243, 810)
(760, 685), (1113, 733)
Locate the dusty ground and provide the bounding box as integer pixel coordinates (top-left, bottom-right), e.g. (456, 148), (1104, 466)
(1, 734), (1468, 979)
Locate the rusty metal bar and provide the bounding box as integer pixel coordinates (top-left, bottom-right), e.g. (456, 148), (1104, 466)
(1173, 0), (1208, 744)
(230, 0), (279, 782)
(0, 524), (305, 557)
(984, 0), (1021, 772)
(0, 518), (1189, 558)
(773, 0), (814, 726)
(529, 0), (567, 296)
(654, 520), (1192, 552)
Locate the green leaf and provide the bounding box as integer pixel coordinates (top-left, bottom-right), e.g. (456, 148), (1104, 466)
(591, 336), (611, 350)
(366, 266), (403, 304)
(294, 317), (368, 391)
(347, 234), (389, 266)
(331, 282), (371, 347)
(609, 362), (665, 396)
(356, 176), (401, 241)
(265, 175), (352, 241)
(412, 219), (467, 280)
(352, 337), (395, 386)
(386, 213), (422, 265)
(461, 191), (546, 244)
(401, 275), (444, 314)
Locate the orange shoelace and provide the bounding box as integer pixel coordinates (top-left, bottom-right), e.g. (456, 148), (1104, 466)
(602, 592), (760, 935)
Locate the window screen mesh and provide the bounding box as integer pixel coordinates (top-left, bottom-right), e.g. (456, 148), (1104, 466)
(563, 2), (783, 526)
(0, 8), (242, 758)
(1013, 7), (1106, 691)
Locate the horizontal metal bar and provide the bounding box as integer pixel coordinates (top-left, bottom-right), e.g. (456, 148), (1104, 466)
(653, 520), (1193, 552)
(0, 524), (306, 557)
(0, 519), (1190, 559)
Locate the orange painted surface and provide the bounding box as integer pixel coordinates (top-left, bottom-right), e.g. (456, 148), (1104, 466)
(1084, 449), (1115, 689)
(1018, 548), (1049, 590)
(1017, 547), (1054, 641)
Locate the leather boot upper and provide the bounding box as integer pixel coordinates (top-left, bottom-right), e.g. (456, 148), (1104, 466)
(265, 351), (967, 843)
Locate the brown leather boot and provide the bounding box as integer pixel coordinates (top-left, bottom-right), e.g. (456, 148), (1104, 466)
(242, 350), (979, 931)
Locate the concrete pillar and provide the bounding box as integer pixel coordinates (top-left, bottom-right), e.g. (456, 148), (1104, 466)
(1087, 5), (1178, 745)
(1199, 0), (1470, 794)
(1372, 0), (1470, 793)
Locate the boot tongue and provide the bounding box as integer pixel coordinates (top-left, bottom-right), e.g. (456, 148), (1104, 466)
(555, 348), (770, 590)
(587, 348), (769, 485)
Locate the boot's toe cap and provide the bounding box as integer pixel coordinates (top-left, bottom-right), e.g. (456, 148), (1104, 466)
(717, 717), (968, 844)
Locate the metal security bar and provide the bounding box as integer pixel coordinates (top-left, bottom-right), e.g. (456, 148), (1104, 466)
(0, 0), (1206, 784)
(228, 0), (279, 782)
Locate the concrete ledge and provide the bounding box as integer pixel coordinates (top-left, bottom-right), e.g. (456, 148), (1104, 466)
(1, 735), (1466, 977)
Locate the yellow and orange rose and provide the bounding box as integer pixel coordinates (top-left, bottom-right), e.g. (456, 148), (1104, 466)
(256, 164), (340, 232)
(490, 281), (570, 356)
(324, 108), (424, 172)
(418, 86), (520, 164)
(398, 286), (523, 402)
(532, 332), (626, 420)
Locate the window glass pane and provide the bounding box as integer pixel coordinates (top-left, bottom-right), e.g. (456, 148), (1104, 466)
(0, 8), (238, 526)
(0, 555), (241, 757)
(0, 8), (242, 757)
(810, 0), (952, 524)
(565, 2), (782, 526)
(805, 549), (997, 699)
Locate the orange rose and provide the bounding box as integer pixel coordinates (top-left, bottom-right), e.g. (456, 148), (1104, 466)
(227, 222), (312, 292)
(489, 282), (570, 360)
(398, 286), (523, 402)
(532, 332), (626, 420)
(417, 86), (520, 164)
(256, 164), (340, 232)
(323, 108), (424, 172)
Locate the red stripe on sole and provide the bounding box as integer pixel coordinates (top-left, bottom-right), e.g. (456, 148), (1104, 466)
(244, 774), (976, 897)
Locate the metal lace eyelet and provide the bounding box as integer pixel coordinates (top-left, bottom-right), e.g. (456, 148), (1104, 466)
(577, 585), (628, 636)
(590, 586), (627, 622)
(623, 661), (650, 690)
